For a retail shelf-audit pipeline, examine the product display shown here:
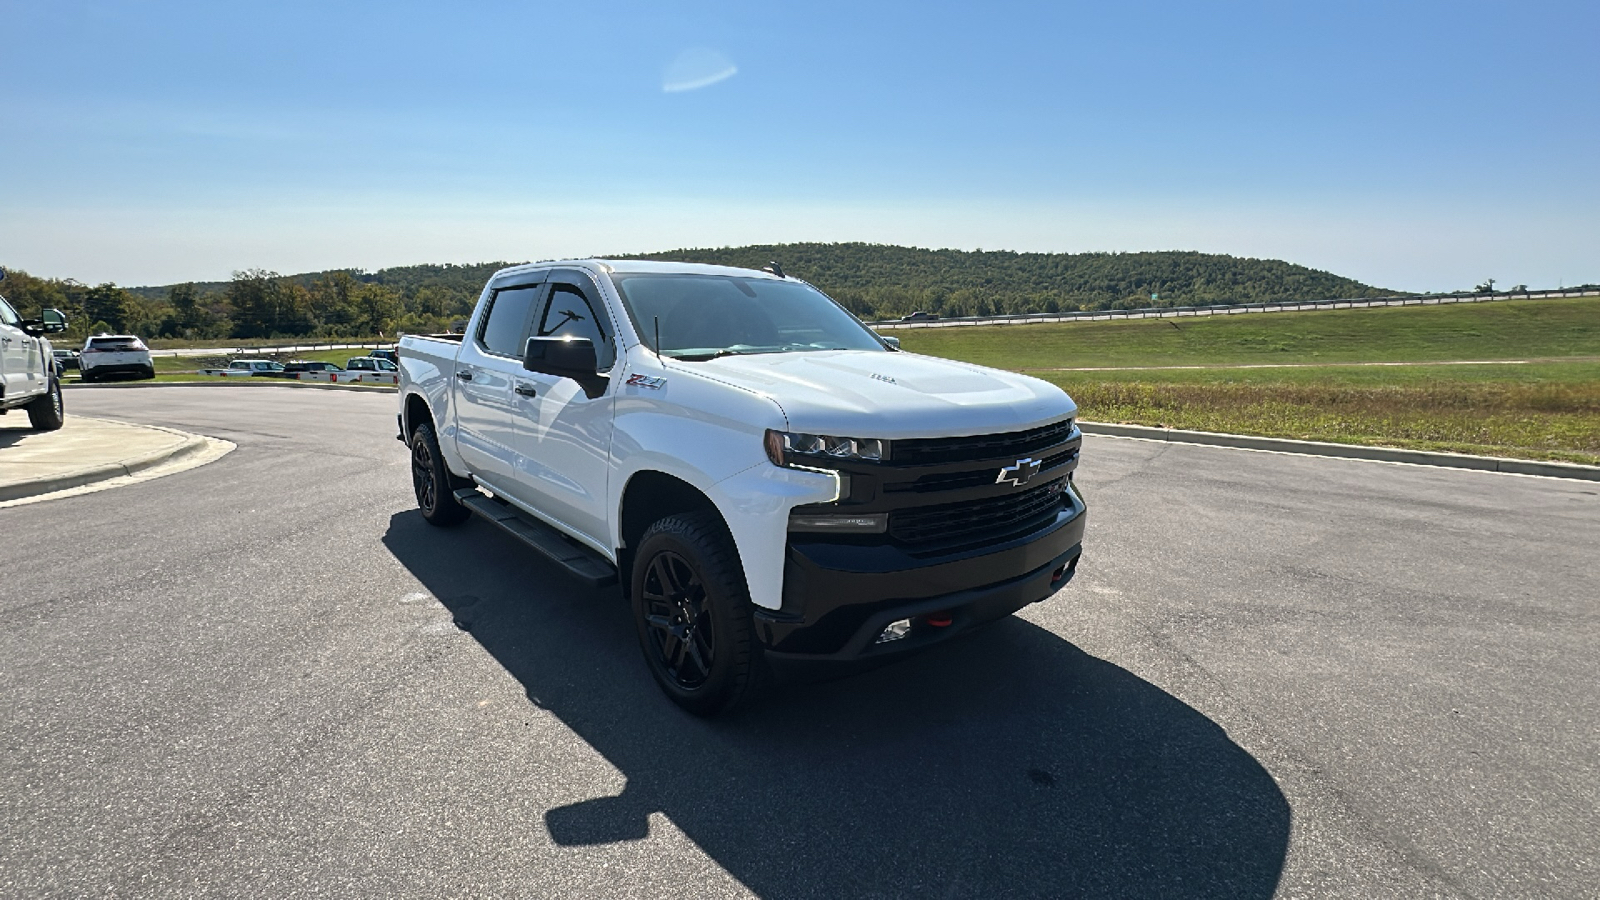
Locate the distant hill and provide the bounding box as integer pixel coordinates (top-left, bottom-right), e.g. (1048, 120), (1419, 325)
(122, 242), (1387, 321)
(620, 243), (1389, 318)
(8, 243), (1390, 341)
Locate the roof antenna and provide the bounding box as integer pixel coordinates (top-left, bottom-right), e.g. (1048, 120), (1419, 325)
(762, 260), (785, 278)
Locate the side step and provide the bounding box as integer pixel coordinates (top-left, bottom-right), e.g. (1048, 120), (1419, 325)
(454, 489), (618, 588)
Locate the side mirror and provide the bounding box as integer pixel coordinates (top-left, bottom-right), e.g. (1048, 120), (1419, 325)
(22, 308), (68, 335)
(524, 336), (601, 383)
(880, 334), (901, 350)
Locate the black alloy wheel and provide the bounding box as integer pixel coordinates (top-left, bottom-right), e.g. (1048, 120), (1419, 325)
(630, 512), (765, 716)
(410, 421), (470, 526)
(640, 550), (716, 689)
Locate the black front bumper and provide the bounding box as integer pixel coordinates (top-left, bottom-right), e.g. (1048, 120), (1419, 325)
(755, 483), (1086, 661)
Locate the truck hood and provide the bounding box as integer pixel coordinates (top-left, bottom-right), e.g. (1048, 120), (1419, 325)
(691, 350), (1075, 438)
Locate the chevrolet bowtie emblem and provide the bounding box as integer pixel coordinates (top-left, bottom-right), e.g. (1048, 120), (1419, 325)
(996, 457), (1042, 487)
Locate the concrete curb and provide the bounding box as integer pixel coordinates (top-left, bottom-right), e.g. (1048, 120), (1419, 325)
(64, 380), (396, 394)
(1079, 422), (1600, 481)
(0, 421), (213, 503)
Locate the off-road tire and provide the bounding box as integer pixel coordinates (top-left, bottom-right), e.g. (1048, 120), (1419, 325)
(410, 421), (471, 526)
(631, 512), (766, 716)
(26, 377), (65, 431)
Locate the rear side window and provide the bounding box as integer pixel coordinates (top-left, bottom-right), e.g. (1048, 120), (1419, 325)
(537, 284), (613, 368)
(479, 286), (541, 358)
(0, 298), (19, 327)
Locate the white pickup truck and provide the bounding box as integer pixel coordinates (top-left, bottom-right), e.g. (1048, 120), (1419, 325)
(0, 277), (68, 431)
(398, 260), (1086, 715)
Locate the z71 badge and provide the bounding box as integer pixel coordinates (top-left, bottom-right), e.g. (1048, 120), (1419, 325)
(626, 374), (667, 390)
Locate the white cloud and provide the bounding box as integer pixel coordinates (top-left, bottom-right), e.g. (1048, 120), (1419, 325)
(662, 48), (737, 93)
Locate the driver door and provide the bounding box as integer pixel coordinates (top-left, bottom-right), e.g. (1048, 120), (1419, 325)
(503, 270), (618, 549)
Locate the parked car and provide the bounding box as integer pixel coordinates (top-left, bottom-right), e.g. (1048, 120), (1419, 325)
(52, 348), (81, 372)
(0, 282), (68, 430)
(398, 259), (1086, 716)
(199, 359), (286, 377)
(899, 310), (940, 322)
(367, 348), (399, 364)
(79, 335), (155, 382)
(346, 356), (398, 372)
(282, 360), (344, 374)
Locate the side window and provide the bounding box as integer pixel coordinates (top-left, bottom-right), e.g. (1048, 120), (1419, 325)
(0, 298), (20, 327)
(538, 282), (613, 369)
(478, 285), (541, 358)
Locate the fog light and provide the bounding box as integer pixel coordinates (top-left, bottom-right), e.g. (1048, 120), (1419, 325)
(875, 618), (912, 644)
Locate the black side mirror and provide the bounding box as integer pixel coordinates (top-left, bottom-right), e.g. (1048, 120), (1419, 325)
(22, 308), (68, 336)
(880, 335), (902, 350)
(524, 336), (602, 383)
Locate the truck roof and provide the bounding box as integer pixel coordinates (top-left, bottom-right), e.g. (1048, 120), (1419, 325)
(495, 259), (791, 281)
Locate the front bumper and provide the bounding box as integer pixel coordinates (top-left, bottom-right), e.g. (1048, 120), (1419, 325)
(755, 482), (1086, 661)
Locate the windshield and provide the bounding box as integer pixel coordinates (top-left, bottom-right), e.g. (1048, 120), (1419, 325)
(609, 274), (886, 359)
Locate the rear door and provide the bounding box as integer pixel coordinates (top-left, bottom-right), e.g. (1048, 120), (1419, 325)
(503, 268), (619, 548)
(453, 271), (547, 490)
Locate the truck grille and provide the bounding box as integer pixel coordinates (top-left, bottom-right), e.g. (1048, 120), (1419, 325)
(891, 419), (1075, 466)
(889, 478), (1067, 548)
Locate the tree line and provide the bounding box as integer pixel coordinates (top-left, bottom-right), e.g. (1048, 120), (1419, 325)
(2, 244), (1394, 342)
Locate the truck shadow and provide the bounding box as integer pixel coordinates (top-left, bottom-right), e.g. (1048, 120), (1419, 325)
(382, 511), (1290, 899)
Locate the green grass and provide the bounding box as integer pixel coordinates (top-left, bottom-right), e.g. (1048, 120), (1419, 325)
(895, 297), (1600, 369)
(152, 348), (370, 374)
(899, 298), (1600, 466)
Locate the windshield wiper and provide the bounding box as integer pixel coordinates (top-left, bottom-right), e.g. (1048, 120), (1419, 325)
(669, 349), (749, 362)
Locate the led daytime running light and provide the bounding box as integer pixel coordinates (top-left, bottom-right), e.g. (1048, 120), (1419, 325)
(765, 430), (889, 464)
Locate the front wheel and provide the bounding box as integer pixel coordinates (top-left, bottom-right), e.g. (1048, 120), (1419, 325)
(631, 512), (765, 716)
(26, 378), (65, 431)
(410, 421), (471, 526)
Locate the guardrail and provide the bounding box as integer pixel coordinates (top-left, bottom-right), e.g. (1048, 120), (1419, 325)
(150, 341), (394, 359)
(868, 288), (1600, 330)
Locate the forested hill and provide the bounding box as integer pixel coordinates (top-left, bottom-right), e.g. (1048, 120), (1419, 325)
(622, 244), (1388, 318)
(125, 245), (1382, 319)
(8, 244), (1388, 342)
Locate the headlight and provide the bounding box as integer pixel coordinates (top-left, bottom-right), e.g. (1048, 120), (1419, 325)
(765, 429), (888, 465)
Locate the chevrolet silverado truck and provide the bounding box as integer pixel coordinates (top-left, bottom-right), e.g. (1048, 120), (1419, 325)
(398, 260), (1086, 715)
(0, 274), (68, 431)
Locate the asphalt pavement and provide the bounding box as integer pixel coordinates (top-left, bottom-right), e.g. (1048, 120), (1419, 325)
(1, 388), (1595, 898)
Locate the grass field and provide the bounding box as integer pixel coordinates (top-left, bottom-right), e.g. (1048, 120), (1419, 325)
(899, 298), (1600, 466)
(896, 297), (1600, 368)
(149, 348), (372, 374)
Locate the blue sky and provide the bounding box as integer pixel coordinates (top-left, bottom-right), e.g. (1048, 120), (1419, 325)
(3, 0), (1595, 290)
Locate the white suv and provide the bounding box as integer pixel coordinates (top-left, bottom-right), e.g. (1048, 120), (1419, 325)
(80, 335), (156, 382)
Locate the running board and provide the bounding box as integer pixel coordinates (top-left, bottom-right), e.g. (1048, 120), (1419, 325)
(454, 489), (618, 587)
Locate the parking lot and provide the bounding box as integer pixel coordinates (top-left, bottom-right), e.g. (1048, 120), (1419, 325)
(2, 387), (1595, 898)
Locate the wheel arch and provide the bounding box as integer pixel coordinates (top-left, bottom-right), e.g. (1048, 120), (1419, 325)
(617, 470), (733, 596)
(402, 391), (433, 439)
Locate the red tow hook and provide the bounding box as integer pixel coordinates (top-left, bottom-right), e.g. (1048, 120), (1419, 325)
(924, 612), (954, 628)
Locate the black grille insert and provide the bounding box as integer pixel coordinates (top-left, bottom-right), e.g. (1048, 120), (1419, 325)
(885, 447), (1080, 494)
(889, 478), (1067, 548)
(893, 419), (1075, 466)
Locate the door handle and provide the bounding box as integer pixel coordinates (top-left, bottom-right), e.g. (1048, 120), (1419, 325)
(456, 370), (472, 381)
(514, 384), (538, 397)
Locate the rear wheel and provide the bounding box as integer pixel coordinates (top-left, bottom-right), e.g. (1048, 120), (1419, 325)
(26, 377), (65, 431)
(410, 421), (471, 526)
(631, 512), (765, 716)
